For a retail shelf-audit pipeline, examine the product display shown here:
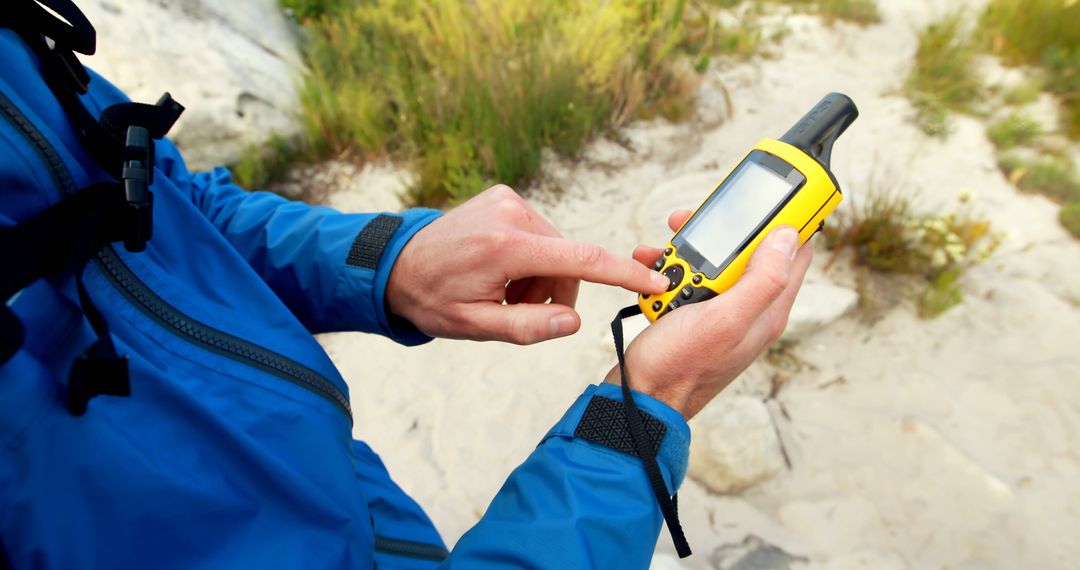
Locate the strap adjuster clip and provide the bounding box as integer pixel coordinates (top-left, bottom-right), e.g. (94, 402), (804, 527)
(121, 126), (153, 252)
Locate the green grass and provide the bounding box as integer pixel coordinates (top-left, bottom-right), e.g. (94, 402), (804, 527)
(1061, 201), (1080, 239)
(979, 0), (1080, 138)
(768, 0), (880, 25)
(238, 0), (707, 206)
(987, 113), (1043, 149)
(997, 153), (1080, 204)
(824, 186), (999, 318)
(904, 12), (982, 137)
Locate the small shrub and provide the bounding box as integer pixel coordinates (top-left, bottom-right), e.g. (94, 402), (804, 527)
(997, 153), (1080, 204)
(769, 0), (881, 25)
(825, 187), (1000, 318)
(272, 0), (715, 206)
(1061, 201), (1080, 239)
(1002, 78), (1043, 106)
(904, 12), (982, 137)
(987, 113), (1043, 149)
(979, 0), (1080, 138)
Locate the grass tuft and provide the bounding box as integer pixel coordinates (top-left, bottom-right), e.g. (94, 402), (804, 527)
(904, 12), (981, 137)
(1060, 201), (1080, 239)
(824, 186), (1000, 318)
(987, 113), (1043, 150)
(997, 153), (1080, 204)
(769, 0), (881, 25)
(243, 0), (712, 206)
(979, 0), (1080, 138)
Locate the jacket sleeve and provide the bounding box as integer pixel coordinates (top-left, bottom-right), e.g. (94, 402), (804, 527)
(152, 138), (440, 343)
(443, 382), (691, 569)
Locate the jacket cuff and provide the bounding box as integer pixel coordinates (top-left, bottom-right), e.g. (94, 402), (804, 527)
(332, 208), (441, 345)
(542, 383), (691, 491)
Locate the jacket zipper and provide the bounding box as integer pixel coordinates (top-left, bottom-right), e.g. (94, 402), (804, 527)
(0, 90), (352, 422)
(374, 536), (450, 562)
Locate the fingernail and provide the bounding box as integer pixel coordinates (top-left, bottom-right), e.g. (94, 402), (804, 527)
(550, 314), (577, 337)
(651, 272), (671, 290)
(771, 226), (799, 260)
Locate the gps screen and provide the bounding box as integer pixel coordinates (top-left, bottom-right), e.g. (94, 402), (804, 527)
(678, 161), (796, 270)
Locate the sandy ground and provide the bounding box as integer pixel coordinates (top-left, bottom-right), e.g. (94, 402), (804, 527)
(318, 1), (1080, 567)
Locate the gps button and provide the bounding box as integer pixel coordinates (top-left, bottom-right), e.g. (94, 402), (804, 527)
(661, 265), (684, 292)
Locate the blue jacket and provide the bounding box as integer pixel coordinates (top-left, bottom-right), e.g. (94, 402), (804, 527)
(0, 29), (690, 569)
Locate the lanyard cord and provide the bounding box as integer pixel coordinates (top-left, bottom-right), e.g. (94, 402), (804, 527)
(611, 305), (692, 558)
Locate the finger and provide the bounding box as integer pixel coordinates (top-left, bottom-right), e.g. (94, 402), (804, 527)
(739, 241), (814, 351)
(706, 226), (800, 333)
(550, 277), (580, 308)
(505, 277), (535, 304)
(467, 303), (582, 345)
(633, 245), (664, 267)
(512, 235), (671, 294)
(668, 209), (693, 232)
(521, 277), (556, 304)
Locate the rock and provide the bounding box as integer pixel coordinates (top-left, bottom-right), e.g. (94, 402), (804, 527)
(80, 0), (304, 170)
(711, 535), (808, 570)
(781, 281), (857, 341)
(688, 396), (786, 494)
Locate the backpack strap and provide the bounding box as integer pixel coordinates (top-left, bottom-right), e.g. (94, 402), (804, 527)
(0, 175), (148, 412)
(1, 0), (185, 413)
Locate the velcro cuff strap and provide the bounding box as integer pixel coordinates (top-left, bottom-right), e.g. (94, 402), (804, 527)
(347, 214), (403, 269)
(575, 396), (666, 457)
(543, 383), (690, 490)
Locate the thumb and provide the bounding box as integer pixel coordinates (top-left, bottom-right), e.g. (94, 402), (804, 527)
(469, 303), (582, 345)
(711, 225), (799, 327)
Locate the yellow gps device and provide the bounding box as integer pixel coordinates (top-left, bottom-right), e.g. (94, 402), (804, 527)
(640, 92), (858, 321)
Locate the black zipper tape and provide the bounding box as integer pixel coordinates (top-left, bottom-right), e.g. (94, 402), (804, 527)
(1, 89), (352, 422)
(374, 536), (450, 562)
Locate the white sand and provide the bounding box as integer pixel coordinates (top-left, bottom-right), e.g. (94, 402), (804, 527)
(320, 1), (1080, 567)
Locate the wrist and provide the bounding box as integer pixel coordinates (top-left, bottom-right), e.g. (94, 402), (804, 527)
(603, 364), (693, 421)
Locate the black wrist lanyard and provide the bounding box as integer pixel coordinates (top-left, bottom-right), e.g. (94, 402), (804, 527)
(611, 305), (692, 558)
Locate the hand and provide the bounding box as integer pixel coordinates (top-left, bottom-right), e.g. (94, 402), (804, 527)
(605, 211), (814, 420)
(386, 185), (672, 344)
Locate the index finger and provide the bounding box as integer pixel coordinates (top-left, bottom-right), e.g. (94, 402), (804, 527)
(510, 235), (671, 294)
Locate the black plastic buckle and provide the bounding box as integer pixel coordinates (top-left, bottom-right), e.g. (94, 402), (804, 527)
(121, 126), (154, 252)
(67, 353), (131, 416)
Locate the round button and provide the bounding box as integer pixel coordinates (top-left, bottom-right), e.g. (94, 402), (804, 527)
(661, 265), (684, 292)
(652, 300), (663, 312)
(664, 247), (673, 256)
(680, 285), (693, 300)
(642, 293), (650, 300)
(653, 258), (664, 271)
(692, 274), (703, 285)
(667, 301), (679, 312)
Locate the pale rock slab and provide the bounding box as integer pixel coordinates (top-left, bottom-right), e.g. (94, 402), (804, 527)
(688, 395), (786, 495)
(781, 280), (857, 341)
(79, 0), (304, 170)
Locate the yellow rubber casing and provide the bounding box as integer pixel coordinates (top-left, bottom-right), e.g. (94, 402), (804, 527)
(639, 138), (843, 322)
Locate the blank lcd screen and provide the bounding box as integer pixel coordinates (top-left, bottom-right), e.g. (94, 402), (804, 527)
(679, 161), (795, 268)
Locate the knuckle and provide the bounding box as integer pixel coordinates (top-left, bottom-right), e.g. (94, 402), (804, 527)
(573, 242), (604, 268)
(759, 263), (791, 295)
(506, 312), (536, 345)
(484, 228), (519, 253)
(496, 196), (528, 221)
(489, 184), (519, 200)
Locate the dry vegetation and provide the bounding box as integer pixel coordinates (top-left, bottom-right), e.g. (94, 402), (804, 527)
(236, 0), (881, 206)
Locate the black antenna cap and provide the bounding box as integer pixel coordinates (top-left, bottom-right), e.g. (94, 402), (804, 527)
(779, 92), (858, 170)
